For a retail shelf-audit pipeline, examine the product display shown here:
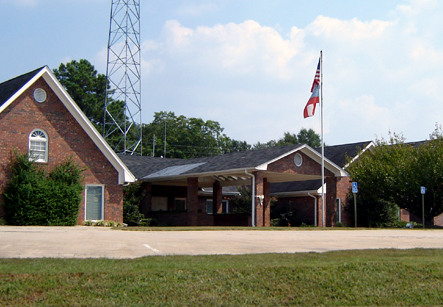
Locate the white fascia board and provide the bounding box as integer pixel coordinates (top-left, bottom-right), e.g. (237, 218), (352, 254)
(40, 68), (136, 184)
(316, 184), (327, 194)
(343, 141), (375, 169)
(256, 144), (348, 177)
(255, 144), (308, 170)
(142, 167), (257, 182)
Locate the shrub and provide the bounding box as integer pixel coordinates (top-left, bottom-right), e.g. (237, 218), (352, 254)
(270, 218), (280, 227)
(4, 152), (84, 226)
(123, 182), (145, 225)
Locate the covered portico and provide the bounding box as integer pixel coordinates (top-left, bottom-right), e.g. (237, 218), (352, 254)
(121, 144), (348, 227)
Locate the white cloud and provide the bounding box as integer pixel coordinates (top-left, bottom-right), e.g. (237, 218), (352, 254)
(130, 0), (443, 144)
(146, 20), (304, 81)
(308, 16), (393, 40)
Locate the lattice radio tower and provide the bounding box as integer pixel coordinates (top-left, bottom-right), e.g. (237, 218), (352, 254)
(103, 0), (142, 155)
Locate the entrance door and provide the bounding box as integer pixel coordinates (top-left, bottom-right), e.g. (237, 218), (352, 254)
(85, 185), (104, 220)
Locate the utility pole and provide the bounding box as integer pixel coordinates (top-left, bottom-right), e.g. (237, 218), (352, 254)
(152, 134), (156, 157)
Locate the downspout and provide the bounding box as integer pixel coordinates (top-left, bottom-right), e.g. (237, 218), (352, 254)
(308, 193), (317, 227)
(244, 170), (256, 227)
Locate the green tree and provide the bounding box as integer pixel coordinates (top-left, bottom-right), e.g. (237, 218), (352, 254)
(347, 128), (443, 227)
(296, 128), (321, 148)
(228, 140), (252, 152)
(53, 59), (108, 127)
(408, 125), (443, 223)
(252, 128), (321, 149)
(53, 59), (127, 150)
(142, 112), (233, 158)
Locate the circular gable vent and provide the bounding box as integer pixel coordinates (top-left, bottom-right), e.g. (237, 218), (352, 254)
(33, 88), (47, 103)
(294, 153), (303, 167)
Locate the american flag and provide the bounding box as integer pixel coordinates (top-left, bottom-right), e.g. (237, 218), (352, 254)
(310, 58), (321, 92)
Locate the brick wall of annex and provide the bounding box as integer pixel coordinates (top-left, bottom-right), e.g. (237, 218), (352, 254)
(0, 78), (123, 223)
(268, 152), (334, 178)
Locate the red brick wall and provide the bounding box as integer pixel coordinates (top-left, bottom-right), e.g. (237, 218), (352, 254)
(0, 77), (123, 223)
(336, 177), (353, 226)
(273, 177), (353, 227)
(268, 152), (334, 177)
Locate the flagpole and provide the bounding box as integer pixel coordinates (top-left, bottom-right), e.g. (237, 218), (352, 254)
(320, 50), (325, 228)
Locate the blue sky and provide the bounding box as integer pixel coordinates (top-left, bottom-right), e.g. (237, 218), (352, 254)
(1, 0), (441, 146)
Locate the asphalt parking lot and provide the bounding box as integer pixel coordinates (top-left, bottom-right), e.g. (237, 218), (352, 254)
(1, 226), (443, 259)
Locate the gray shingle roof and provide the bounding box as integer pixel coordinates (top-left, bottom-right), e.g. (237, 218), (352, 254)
(0, 67), (45, 107)
(119, 144), (304, 179)
(315, 140), (372, 168)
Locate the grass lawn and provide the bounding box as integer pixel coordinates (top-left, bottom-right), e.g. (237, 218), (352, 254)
(1, 249), (443, 306)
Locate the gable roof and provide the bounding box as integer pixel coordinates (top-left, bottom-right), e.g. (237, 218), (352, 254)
(0, 66), (135, 184)
(271, 141), (374, 195)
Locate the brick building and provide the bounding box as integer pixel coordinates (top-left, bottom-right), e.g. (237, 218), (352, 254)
(270, 141), (373, 226)
(119, 143), (365, 227)
(0, 67), (135, 224)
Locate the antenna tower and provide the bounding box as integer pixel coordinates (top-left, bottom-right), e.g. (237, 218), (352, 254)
(103, 0), (142, 155)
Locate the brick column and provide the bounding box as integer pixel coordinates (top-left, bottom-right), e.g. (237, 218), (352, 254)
(254, 171), (264, 227)
(213, 180), (222, 214)
(263, 178), (270, 227)
(187, 177), (199, 226)
(326, 176), (337, 227)
(140, 182), (152, 216)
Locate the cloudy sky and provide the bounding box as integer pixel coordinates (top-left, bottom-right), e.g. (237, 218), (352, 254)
(1, 0), (441, 146)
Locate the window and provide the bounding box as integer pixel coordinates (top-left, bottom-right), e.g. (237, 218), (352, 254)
(206, 199), (229, 214)
(85, 185), (104, 221)
(29, 129), (48, 163)
(174, 198), (186, 211)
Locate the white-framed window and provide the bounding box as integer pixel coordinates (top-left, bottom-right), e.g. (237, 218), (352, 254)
(206, 199), (229, 214)
(175, 198), (186, 211)
(29, 129), (48, 163)
(85, 185), (104, 221)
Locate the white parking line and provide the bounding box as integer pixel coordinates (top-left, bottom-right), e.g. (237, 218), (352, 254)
(143, 244), (161, 254)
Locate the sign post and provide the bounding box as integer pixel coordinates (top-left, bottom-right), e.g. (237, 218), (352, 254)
(352, 182), (358, 228)
(421, 186), (426, 228)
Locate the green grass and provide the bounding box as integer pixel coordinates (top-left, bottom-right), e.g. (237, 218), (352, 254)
(1, 249), (443, 306)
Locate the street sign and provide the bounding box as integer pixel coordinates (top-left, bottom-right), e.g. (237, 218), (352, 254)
(352, 182), (358, 194)
(421, 186), (426, 194)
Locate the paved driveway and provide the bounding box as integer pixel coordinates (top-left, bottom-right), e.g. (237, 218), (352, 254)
(1, 226), (443, 259)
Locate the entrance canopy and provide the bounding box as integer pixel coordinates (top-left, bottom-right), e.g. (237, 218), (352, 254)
(120, 144), (348, 186)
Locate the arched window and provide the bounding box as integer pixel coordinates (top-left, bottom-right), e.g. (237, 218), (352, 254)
(29, 129), (48, 163)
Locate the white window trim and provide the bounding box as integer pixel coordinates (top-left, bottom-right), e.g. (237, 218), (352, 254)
(84, 184), (105, 221)
(28, 129), (48, 163)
